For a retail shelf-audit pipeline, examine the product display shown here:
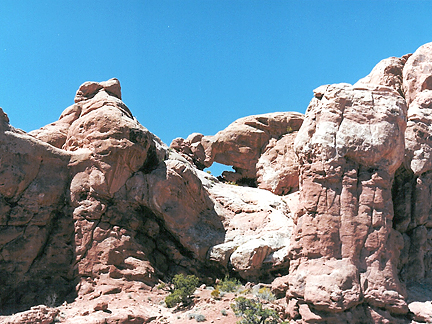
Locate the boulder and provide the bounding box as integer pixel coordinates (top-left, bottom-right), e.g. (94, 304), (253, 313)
(403, 42), (432, 106)
(0, 305), (59, 324)
(354, 55), (409, 96)
(170, 132), (206, 169)
(409, 301), (432, 322)
(256, 132), (299, 195)
(200, 172), (295, 280)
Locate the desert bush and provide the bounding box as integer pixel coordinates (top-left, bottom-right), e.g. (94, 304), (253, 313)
(195, 314), (206, 322)
(226, 181), (239, 186)
(254, 287), (276, 302)
(231, 296), (281, 324)
(211, 288), (221, 299)
(188, 313), (206, 322)
(217, 276), (241, 292)
(165, 274), (199, 308)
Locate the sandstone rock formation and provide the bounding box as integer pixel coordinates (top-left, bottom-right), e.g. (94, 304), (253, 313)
(287, 82), (409, 322)
(393, 43), (432, 289)
(0, 107), (73, 314)
(354, 55), (410, 97)
(2, 43), (432, 323)
(171, 111), (304, 195)
(201, 172), (295, 280)
(284, 42), (432, 323)
(0, 78), (297, 320)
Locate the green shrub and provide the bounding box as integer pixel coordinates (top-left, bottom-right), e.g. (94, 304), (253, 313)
(211, 288), (221, 299)
(165, 290), (182, 308)
(165, 274), (199, 308)
(254, 287), (276, 302)
(239, 288), (251, 295)
(226, 181), (238, 186)
(217, 276), (241, 292)
(231, 296), (280, 324)
(172, 273), (199, 292)
(157, 282), (166, 289)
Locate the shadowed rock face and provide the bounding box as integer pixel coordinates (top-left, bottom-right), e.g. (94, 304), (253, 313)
(0, 107), (74, 313)
(392, 43), (432, 288)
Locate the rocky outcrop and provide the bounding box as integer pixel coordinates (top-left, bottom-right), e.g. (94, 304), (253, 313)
(392, 43), (432, 291)
(284, 42), (432, 323)
(201, 171), (296, 280)
(353, 45), (432, 294)
(171, 112), (304, 195)
(3, 43), (432, 323)
(403, 43), (432, 107)
(256, 131), (299, 195)
(354, 55), (410, 96)
(0, 107), (74, 313)
(0, 305), (59, 324)
(0, 79), (297, 316)
(287, 82), (408, 322)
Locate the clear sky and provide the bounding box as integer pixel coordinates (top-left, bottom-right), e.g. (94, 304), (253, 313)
(1, 1), (432, 172)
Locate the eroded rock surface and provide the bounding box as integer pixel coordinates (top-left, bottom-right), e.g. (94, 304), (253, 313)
(0, 107), (74, 313)
(287, 82), (409, 321)
(200, 171), (296, 280)
(0, 79), (296, 318)
(354, 55), (410, 96)
(3, 42), (432, 323)
(392, 42), (432, 298)
(285, 42), (432, 323)
(256, 131), (299, 195)
(171, 111), (303, 194)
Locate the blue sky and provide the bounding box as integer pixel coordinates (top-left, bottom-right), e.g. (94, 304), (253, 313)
(1, 1), (432, 174)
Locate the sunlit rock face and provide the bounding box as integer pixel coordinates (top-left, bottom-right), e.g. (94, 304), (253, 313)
(0, 79), (298, 316)
(283, 42), (432, 323)
(3, 43), (432, 323)
(171, 111), (304, 195)
(286, 82), (409, 321)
